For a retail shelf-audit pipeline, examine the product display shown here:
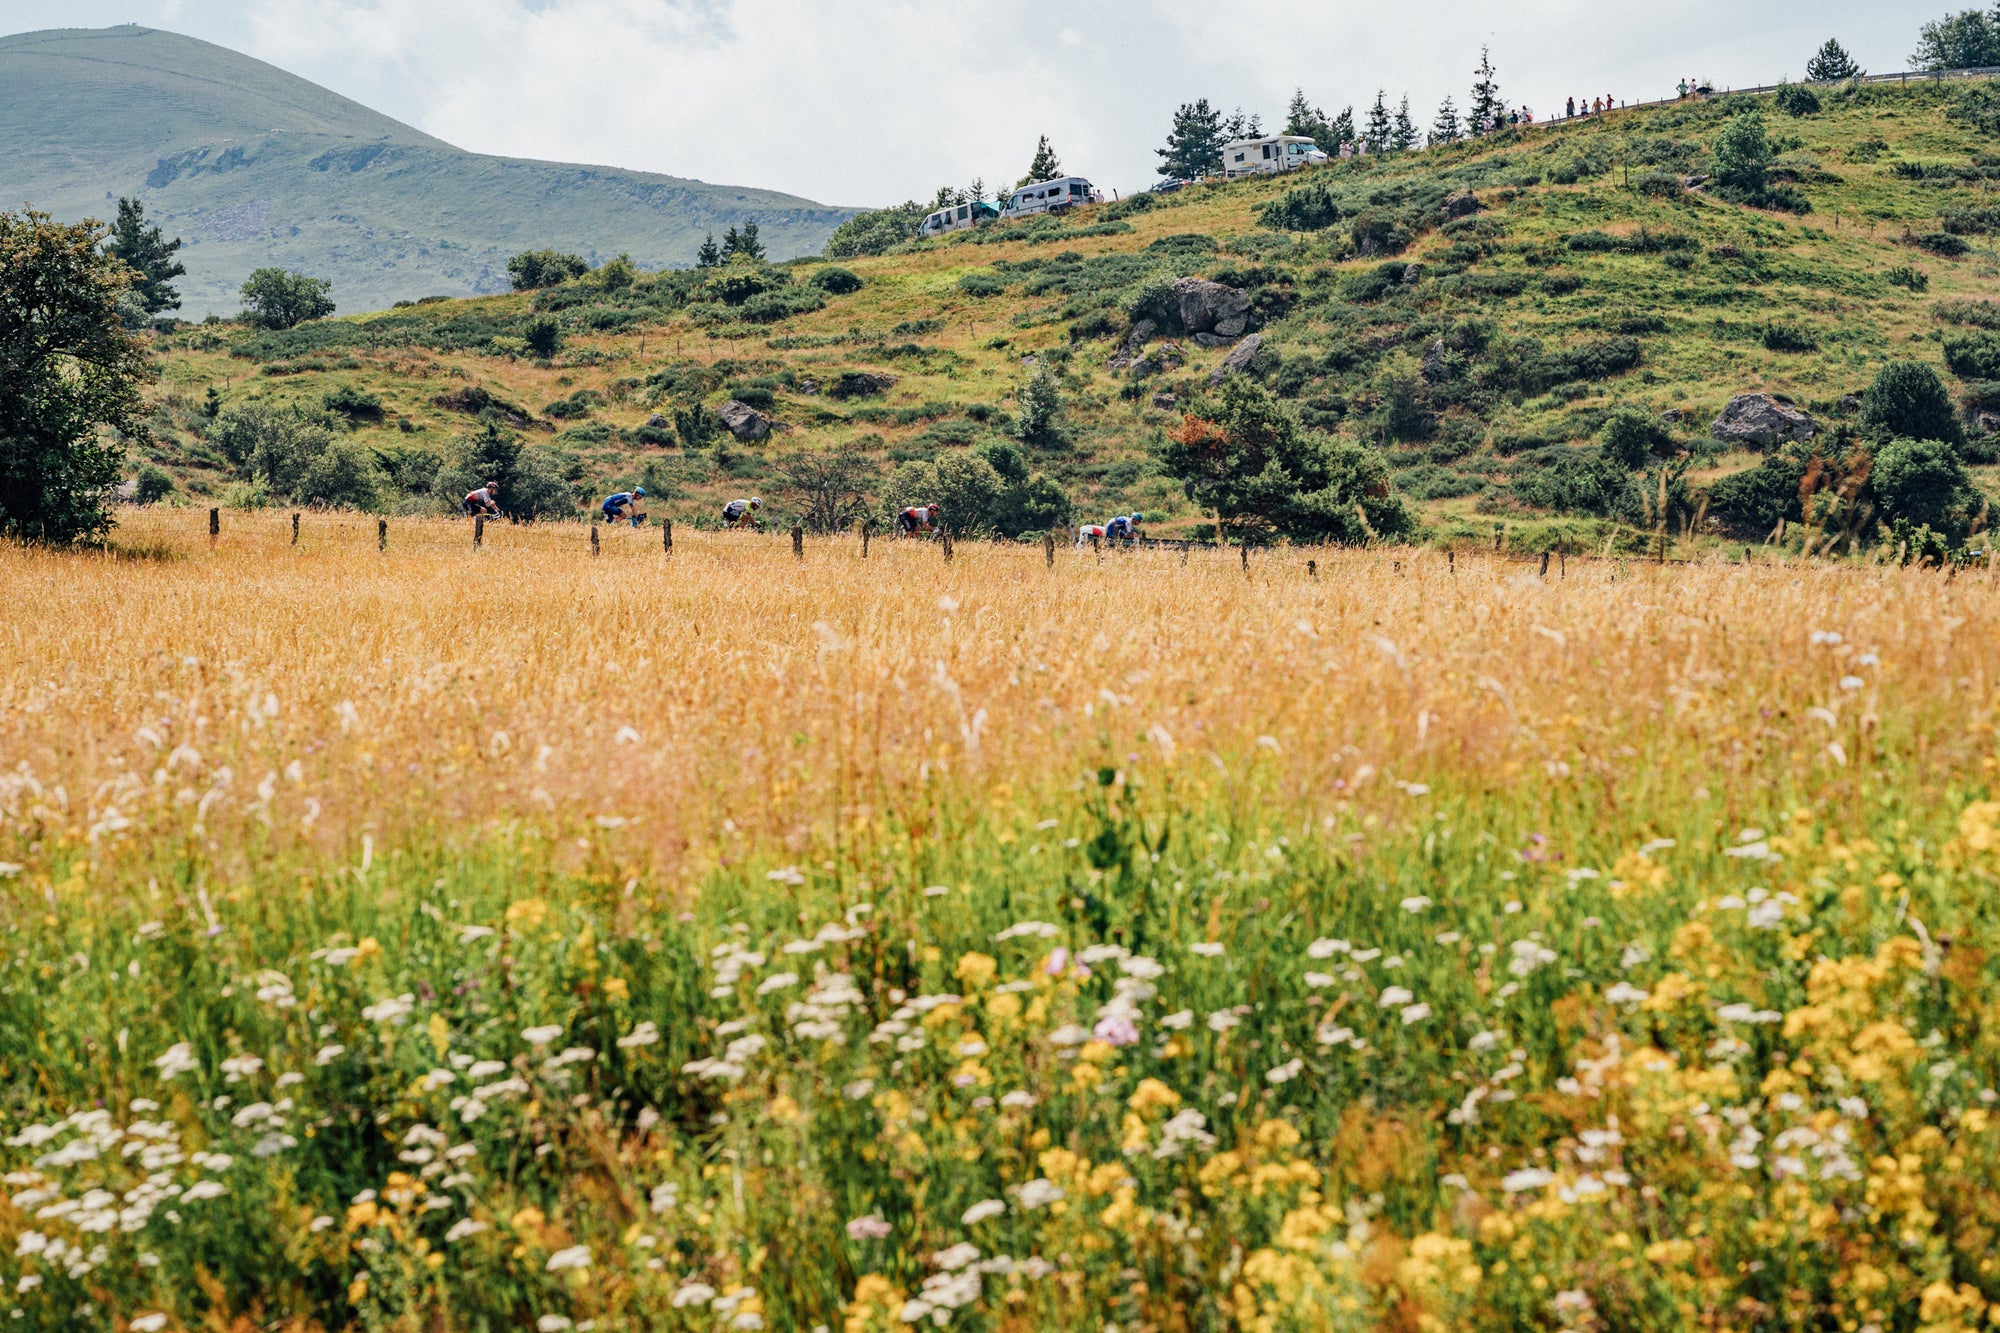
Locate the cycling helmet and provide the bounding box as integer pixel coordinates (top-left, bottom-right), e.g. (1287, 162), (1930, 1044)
(634, 487), (645, 497)
(750, 497), (762, 508)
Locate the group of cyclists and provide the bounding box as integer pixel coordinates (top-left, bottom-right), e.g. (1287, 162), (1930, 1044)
(461, 483), (1140, 546)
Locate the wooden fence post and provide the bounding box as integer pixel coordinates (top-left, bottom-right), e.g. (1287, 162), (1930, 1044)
(1043, 532), (1055, 567)
(1559, 549), (1567, 579)
(377, 519), (387, 552)
(1539, 550), (1550, 578)
(1308, 559), (1317, 580)
(792, 522), (804, 560)
(475, 515), (485, 548)
(1240, 544), (1249, 574)
(1448, 549), (1455, 576)
(591, 522), (600, 558)
(942, 529), (954, 563)
(861, 520), (871, 559)
(1181, 540), (1189, 566)
(291, 512), (300, 545)
(208, 508), (219, 544)
(1090, 532), (1101, 556)
(663, 518), (673, 553)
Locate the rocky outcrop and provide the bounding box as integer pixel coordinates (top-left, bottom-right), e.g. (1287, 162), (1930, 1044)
(1711, 393), (1815, 449)
(829, 372), (895, 400)
(1208, 333), (1265, 386)
(1151, 392), (1178, 411)
(1441, 191), (1479, 219)
(716, 399), (771, 442)
(1420, 339), (1453, 385)
(1173, 278), (1252, 338)
(1109, 318), (1158, 371)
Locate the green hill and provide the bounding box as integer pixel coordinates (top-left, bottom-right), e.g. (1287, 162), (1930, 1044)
(129, 77), (2000, 547)
(0, 25), (856, 313)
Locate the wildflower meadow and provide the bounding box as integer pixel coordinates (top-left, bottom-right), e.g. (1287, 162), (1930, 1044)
(2, 512), (1998, 1332)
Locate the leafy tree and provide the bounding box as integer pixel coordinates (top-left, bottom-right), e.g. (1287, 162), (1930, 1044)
(240, 268), (335, 330)
(968, 178), (988, 203)
(210, 404), (335, 496)
(1599, 406), (1676, 469)
(776, 445), (878, 533)
(1430, 97), (1463, 146)
(722, 221), (765, 262)
(1364, 92), (1393, 152)
(1158, 100), (1227, 180)
(1861, 360), (1965, 447)
(0, 209), (153, 543)
(434, 422), (576, 521)
(594, 253), (638, 289)
(1468, 46), (1503, 135)
(975, 439), (1072, 537)
(1774, 81), (1822, 117)
(296, 438), (387, 510)
(1392, 95), (1420, 152)
(1021, 136), (1064, 186)
(506, 250), (588, 291)
(1712, 111), (1772, 194)
(104, 198), (185, 315)
(134, 464), (175, 504)
(1913, 9), (2000, 70)
(1014, 362), (1066, 446)
(696, 234), (722, 268)
(824, 203), (926, 258)
(1805, 37), (1863, 81)
(674, 403), (719, 451)
(1873, 436), (1975, 534)
(1160, 378), (1412, 544)
(809, 266), (863, 295)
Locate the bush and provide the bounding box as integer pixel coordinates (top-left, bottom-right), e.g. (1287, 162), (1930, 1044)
(957, 271), (1005, 298)
(1761, 321), (1819, 353)
(1707, 453), (1807, 534)
(1351, 211), (1412, 257)
(133, 464), (175, 504)
(824, 202), (926, 258)
(295, 438), (387, 510)
(506, 250), (589, 291)
(323, 384), (383, 419)
(1634, 169), (1685, 198)
(239, 268), (335, 330)
(210, 404), (335, 496)
(1943, 204), (2000, 235)
(523, 316), (563, 359)
(1873, 436), (1975, 534)
(738, 287), (825, 323)
(1886, 266), (1930, 292)
(1599, 406), (1676, 469)
(1861, 361), (1964, 446)
(810, 266), (863, 295)
(1014, 363), (1066, 447)
(1774, 82), (1822, 117)
(1258, 180), (1344, 233)
(1944, 331), (2000, 380)
(1712, 111), (1772, 195)
(1908, 231), (1971, 258)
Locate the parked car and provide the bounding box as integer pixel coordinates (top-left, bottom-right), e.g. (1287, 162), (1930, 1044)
(1001, 176), (1103, 220)
(1151, 178), (1194, 194)
(918, 199), (1002, 238)
(1221, 135), (1329, 179)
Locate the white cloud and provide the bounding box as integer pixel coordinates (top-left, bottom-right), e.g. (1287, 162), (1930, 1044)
(3, 0), (1927, 204)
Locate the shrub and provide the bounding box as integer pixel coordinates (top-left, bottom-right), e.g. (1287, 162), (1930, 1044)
(809, 266), (863, 295)
(1907, 231), (1971, 258)
(1774, 82), (1822, 117)
(506, 250), (589, 291)
(1069, 310), (1120, 342)
(1014, 363), (1066, 446)
(1943, 205), (2000, 235)
(1944, 331), (2000, 381)
(295, 438), (387, 510)
(1886, 266), (1930, 292)
(1258, 181), (1344, 233)
(824, 202), (926, 258)
(1873, 436), (1975, 534)
(523, 316), (563, 359)
(1565, 231), (1620, 252)
(1706, 453), (1807, 534)
(1861, 361), (1964, 446)
(957, 272), (1005, 298)
(1351, 211), (1412, 257)
(1712, 111), (1772, 195)
(210, 404), (335, 496)
(1635, 169), (1685, 197)
(1760, 321), (1819, 352)
(1599, 406), (1676, 468)
(323, 384), (383, 419)
(133, 464), (175, 504)
(738, 287), (825, 323)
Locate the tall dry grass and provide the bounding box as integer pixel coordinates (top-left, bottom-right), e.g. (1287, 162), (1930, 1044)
(2, 509), (1993, 880)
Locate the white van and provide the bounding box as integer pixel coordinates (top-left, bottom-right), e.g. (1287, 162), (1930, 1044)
(1222, 135), (1329, 179)
(1001, 176), (1103, 220)
(919, 199), (1002, 238)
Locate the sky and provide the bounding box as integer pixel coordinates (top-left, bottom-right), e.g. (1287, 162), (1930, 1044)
(0, 0), (1935, 207)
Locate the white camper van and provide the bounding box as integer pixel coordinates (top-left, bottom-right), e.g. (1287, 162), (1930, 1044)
(1001, 176), (1103, 220)
(919, 199), (1002, 238)
(1222, 135), (1329, 179)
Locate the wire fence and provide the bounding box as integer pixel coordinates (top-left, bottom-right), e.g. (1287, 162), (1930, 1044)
(1557, 64), (2000, 120)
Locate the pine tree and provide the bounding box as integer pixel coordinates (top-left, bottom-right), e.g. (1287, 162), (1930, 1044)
(1327, 107), (1356, 150)
(1021, 136), (1063, 185)
(968, 178), (988, 203)
(103, 197), (185, 314)
(1468, 46), (1503, 135)
(1157, 100), (1226, 180)
(1431, 96), (1462, 147)
(722, 220), (765, 262)
(1222, 108), (1264, 140)
(1804, 38), (1863, 81)
(696, 234), (721, 268)
(1364, 92), (1392, 153)
(1285, 89), (1320, 138)
(1392, 95), (1419, 152)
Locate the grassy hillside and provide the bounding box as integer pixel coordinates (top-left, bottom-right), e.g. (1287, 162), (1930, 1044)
(130, 77), (2000, 544)
(0, 26), (855, 312)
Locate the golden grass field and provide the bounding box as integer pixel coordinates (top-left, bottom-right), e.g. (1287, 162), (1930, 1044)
(4, 513), (2000, 1332)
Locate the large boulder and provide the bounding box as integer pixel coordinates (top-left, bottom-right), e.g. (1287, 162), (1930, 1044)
(1108, 318), (1158, 371)
(1711, 393), (1815, 449)
(1173, 278), (1252, 336)
(716, 399), (771, 442)
(1441, 191), (1480, 219)
(1208, 333), (1265, 386)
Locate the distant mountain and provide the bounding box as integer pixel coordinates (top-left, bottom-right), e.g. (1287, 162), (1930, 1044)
(0, 25), (857, 313)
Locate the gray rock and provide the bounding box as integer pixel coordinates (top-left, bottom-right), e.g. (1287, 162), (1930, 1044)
(1108, 318), (1159, 371)
(1420, 339), (1452, 385)
(1213, 316), (1249, 339)
(1660, 408), (1684, 423)
(1838, 394), (1862, 413)
(1710, 393), (1815, 449)
(1401, 263), (1424, 286)
(1173, 277), (1252, 335)
(1441, 191), (1479, 218)
(1978, 410), (2000, 436)
(716, 399), (771, 442)
(1125, 318), (1158, 349)
(1151, 392), (1178, 411)
(645, 413), (669, 428)
(1208, 333), (1265, 386)
(1191, 332), (1232, 349)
